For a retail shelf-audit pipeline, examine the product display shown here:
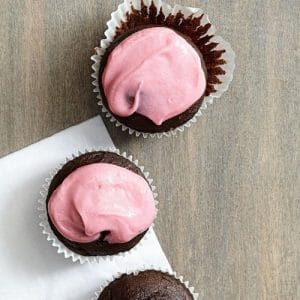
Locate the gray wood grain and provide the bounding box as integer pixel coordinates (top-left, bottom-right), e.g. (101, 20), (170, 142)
(0, 1), (299, 299)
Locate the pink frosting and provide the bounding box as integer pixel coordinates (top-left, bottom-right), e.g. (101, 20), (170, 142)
(102, 27), (206, 125)
(48, 163), (156, 244)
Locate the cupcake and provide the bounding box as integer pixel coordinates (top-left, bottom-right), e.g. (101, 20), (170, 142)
(92, 0), (235, 137)
(39, 149), (157, 262)
(94, 269), (198, 300)
(100, 26), (207, 133)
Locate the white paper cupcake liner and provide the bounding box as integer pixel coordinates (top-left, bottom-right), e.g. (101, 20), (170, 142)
(37, 146), (158, 264)
(91, 0), (235, 138)
(91, 265), (199, 300)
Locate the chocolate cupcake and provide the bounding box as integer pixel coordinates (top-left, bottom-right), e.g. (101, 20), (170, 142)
(92, 0), (235, 137)
(93, 270), (198, 300)
(38, 149), (157, 263)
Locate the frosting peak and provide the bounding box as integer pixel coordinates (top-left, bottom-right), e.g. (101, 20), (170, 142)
(48, 163), (156, 244)
(102, 27), (206, 125)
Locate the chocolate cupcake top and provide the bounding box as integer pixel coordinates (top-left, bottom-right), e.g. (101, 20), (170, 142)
(45, 151), (156, 256)
(97, 270), (194, 300)
(48, 162), (156, 244)
(102, 27), (207, 126)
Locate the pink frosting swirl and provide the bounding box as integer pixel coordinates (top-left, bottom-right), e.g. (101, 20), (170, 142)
(102, 27), (206, 125)
(48, 163), (156, 244)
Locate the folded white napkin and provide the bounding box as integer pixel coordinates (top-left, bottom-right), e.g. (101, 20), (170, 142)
(0, 116), (170, 300)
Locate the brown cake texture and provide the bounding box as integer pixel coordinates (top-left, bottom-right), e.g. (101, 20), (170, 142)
(46, 151), (150, 256)
(98, 270), (194, 300)
(98, 1), (226, 133)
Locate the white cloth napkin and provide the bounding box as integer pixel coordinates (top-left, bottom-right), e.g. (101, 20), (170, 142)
(0, 116), (171, 300)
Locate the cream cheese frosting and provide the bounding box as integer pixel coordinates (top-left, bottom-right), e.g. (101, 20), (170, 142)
(48, 163), (156, 244)
(102, 27), (206, 125)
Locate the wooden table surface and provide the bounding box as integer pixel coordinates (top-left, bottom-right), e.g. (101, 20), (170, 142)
(0, 1), (299, 299)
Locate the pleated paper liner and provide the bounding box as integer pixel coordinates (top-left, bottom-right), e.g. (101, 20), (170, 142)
(91, 0), (235, 138)
(91, 265), (200, 300)
(37, 147), (158, 264)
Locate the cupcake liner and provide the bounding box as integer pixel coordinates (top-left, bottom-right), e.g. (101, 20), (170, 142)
(37, 146), (158, 264)
(91, 265), (200, 300)
(91, 0), (235, 138)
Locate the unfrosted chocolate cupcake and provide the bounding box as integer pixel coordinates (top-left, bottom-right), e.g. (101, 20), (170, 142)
(46, 151), (156, 256)
(97, 270), (195, 300)
(93, 0), (233, 135)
